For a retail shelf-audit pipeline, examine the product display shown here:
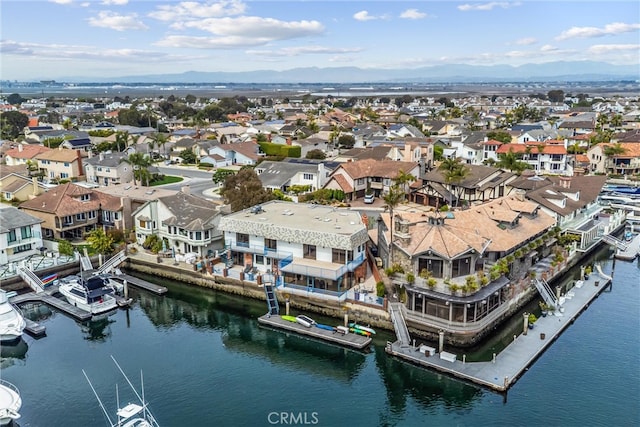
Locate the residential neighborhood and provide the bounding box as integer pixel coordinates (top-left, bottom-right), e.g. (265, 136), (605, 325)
(1, 87), (638, 345)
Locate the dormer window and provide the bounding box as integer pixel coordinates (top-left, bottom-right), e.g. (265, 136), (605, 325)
(80, 194), (90, 201)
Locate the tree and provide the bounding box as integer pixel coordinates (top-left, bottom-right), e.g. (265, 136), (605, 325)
(212, 168), (235, 185)
(393, 169), (415, 196)
(151, 132), (170, 157)
(117, 108), (142, 126)
(220, 168), (275, 212)
(337, 134), (355, 149)
(121, 152), (152, 186)
(115, 131), (134, 152)
(496, 149), (529, 174)
(179, 148), (197, 164)
(305, 149), (326, 160)
(86, 228), (115, 255)
(438, 158), (469, 206)
(486, 130), (512, 144)
(383, 185), (405, 266)
(7, 93), (25, 105)
(57, 239), (75, 257)
(603, 143), (626, 157)
(0, 110), (29, 139)
(547, 90), (565, 103)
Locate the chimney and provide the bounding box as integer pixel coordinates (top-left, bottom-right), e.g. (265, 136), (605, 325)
(76, 150), (84, 176)
(32, 177), (39, 195)
(484, 136), (488, 143)
(515, 189), (526, 201)
(286, 137), (292, 146)
(18, 144), (23, 152)
(99, 152), (104, 161)
(559, 176), (571, 189)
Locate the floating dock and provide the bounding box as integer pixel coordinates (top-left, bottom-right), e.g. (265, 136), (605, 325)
(112, 273), (168, 295)
(257, 315), (372, 350)
(386, 267), (613, 392)
(614, 233), (640, 261)
(24, 318), (46, 337)
(11, 291), (92, 321)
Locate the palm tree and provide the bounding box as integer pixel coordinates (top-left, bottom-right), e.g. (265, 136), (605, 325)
(115, 131), (133, 152)
(438, 157), (468, 207)
(603, 143), (626, 157)
(496, 149), (528, 175)
(121, 152), (152, 186)
(393, 169), (415, 197)
(383, 185), (405, 267)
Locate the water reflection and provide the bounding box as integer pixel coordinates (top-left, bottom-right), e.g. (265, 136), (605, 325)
(80, 311), (117, 342)
(0, 337), (28, 369)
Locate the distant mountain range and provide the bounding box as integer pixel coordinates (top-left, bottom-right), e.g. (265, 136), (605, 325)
(62, 61), (639, 84)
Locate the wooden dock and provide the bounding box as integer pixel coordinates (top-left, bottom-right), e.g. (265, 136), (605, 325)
(385, 267), (613, 392)
(257, 315), (372, 350)
(112, 273), (168, 295)
(24, 318), (46, 337)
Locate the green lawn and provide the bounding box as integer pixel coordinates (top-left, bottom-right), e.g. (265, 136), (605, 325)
(151, 175), (183, 186)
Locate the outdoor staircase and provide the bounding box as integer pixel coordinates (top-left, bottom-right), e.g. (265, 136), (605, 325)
(601, 234), (629, 251)
(79, 251), (93, 271)
(98, 250), (127, 275)
(389, 302), (411, 347)
(263, 282), (279, 315)
(17, 265), (46, 293)
(534, 277), (559, 309)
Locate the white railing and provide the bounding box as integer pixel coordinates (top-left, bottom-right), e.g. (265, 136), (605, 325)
(534, 278), (558, 309)
(98, 250), (127, 274)
(17, 265), (45, 293)
(388, 302), (411, 346)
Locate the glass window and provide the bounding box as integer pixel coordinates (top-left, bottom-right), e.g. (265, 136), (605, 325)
(21, 226), (32, 239)
(7, 229), (17, 243)
(237, 233), (249, 247)
(265, 238), (277, 250)
(303, 244), (316, 259)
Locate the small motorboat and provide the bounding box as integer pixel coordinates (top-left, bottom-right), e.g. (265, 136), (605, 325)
(295, 315), (316, 328)
(57, 274), (119, 315)
(0, 379), (21, 426)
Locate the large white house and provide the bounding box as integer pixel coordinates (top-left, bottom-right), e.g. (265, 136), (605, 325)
(218, 201), (369, 299)
(0, 205), (44, 266)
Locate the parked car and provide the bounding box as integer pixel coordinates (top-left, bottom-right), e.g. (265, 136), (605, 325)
(364, 193), (375, 204)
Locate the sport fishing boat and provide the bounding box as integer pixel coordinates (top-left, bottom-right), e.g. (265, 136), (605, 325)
(57, 273), (118, 315)
(0, 379), (21, 426)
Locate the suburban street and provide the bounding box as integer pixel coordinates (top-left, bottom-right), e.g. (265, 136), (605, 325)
(155, 165), (220, 199)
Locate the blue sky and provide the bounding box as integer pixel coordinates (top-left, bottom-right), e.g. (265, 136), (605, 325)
(1, 1), (639, 80)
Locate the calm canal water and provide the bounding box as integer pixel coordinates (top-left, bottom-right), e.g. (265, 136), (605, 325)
(2, 247), (638, 427)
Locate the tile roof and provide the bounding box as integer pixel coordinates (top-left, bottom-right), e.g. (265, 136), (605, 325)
(5, 145), (51, 159)
(381, 194), (555, 257)
(496, 143), (567, 155)
(19, 182), (121, 216)
(36, 148), (81, 162)
(0, 206), (43, 232)
(159, 192), (220, 231)
(523, 175), (607, 216)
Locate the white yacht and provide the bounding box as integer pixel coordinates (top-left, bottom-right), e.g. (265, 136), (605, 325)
(57, 273), (118, 315)
(0, 290), (26, 343)
(84, 356), (160, 427)
(0, 379), (21, 426)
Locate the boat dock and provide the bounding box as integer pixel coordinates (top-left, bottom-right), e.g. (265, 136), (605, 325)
(385, 267), (613, 392)
(112, 273), (168, 295)
(11, 290), (92, 321)
(614, 233), (640, 261)
(257, 314), (372, 350)
(24, 318), (46, 337)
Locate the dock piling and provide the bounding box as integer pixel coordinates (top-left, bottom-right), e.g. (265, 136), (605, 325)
(523, 312), (529, 335)
(123, 280), (128, 299)
(438, 330), (444, 353)
(285, 298), (290, 315)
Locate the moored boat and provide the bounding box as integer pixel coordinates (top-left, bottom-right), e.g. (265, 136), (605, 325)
(57, 274), (118, 315)
(0, 379), (21, 426)
(0, 290), (26, 343)
(348, 322), (376, 335)
(295, 315), (316, 328)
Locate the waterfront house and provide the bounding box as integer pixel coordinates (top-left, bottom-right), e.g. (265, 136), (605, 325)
(218, 201), (369, 299)
(0, 205), (44, 266)
(496, 142), (571, 175)
(412, 164), (516, 208)
(132, 190), (224, 258)
(586, 142), (640, 176)
(323, 159), (420, 201)
(18, 182), (124, 240)
(510, 173), (609, 251)
(83, 151), (133, 186)
(377, 195), (556, 342)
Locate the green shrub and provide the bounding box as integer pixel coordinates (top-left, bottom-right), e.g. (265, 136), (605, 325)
(376, 281), (386, 297)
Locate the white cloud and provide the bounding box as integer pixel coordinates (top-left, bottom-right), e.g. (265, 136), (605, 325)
(588, 44), (640, 54)
(149, 0), (246, 21)
(458, 2), (521, 12)
(514, 37), (537, 46)
(540, 44), (558, 52)
(88, 11), (149, 31)
(246, 46), (362, 57)
(400, 9), (427, 20)
(0, 39), (183, 63)
(49, 0), (73, 4)
(168, 16), (324, 40)
(156, 35), (266, 49)
(102, 0), (128, 5)
(353, 11), (378, 21)
(556, 22), (640, 40)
